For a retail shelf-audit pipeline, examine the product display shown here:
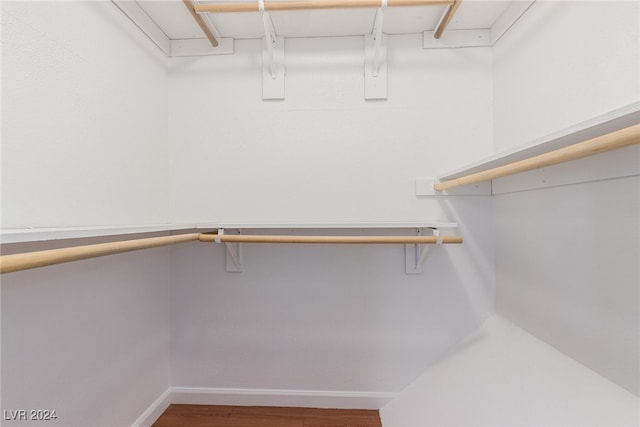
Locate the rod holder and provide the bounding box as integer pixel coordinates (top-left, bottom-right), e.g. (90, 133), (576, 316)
(405, 228), (444, 274)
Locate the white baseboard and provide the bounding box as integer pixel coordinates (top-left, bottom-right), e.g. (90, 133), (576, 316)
(171, 387), (399, 410)
(131, 388), (172, 427)
(133, 386), (398, 425)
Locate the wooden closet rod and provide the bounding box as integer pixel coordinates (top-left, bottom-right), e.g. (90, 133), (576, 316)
(199, 234), (463, 244)
(0, 232), (463, 274)
(433, 0), (460, 39)
(194, 0), (452, 13)
(434, 123), (640, 192)
(183, 0), (219, 47)
(0, 233), (201, 274)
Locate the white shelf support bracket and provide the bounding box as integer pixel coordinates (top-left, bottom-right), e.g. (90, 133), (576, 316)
(405, 228), (442, 274)
(372, 1), (386, 77)
(364, 0), (388, 100)
(260, 0), (277, 79)
(260, 0), (285, 100)
(217, 228), (243, 272)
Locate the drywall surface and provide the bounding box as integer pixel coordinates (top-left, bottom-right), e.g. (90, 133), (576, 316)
(170, 196), (494, 406)
(168, 33), (495, 408)
(380, 315), (640, 426)
(492, 0), (640, 397)
(1, 2), (173, 425)
(168, 35), (493, 225)
(1, 1), (169, 228)
(1, 240), (171, 426)
(168, 36), (495, 405)
(493, 0), (639, 152)
(494, 175), (640, 395)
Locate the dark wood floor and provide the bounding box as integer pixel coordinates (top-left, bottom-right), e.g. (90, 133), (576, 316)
(153, 404), (383, 427)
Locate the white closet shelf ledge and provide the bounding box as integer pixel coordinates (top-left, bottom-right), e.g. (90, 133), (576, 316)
(437, 103), (640, 182)
(194, 0), (452, 13)
(200, 233), (462, 244)
(0, 224), (197, 244)
(199, 221), (458, 229)
(1, 221), (458, 244)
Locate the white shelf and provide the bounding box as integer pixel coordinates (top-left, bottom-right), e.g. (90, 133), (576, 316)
(1, 221), (458, 244)
(198, 221), (458, 230)
(0, 224), (197, 244)
(438, 102), (640, 181)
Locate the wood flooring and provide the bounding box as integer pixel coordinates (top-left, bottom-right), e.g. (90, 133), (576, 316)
(152, 404), (383, 427)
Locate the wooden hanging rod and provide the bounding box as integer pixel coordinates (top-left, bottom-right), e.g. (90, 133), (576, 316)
(0, 233), (201, 274)
(193, 0), (453, 14)
(434, 123), (640, 192)
(433, 0), (460, 39)
(0, 232), (463, 274)
(199, 234), (463, 244)
(183, 0), (219, 47)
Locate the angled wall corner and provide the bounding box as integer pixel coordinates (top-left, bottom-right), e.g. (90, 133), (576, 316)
(492, 0), (640, 398)
(380, 315), (640, 426)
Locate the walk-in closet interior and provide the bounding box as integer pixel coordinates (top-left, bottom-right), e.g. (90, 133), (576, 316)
(1, 0), (638, 425)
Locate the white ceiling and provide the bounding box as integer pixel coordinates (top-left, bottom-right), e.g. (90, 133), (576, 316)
(138, 1), (513, 40)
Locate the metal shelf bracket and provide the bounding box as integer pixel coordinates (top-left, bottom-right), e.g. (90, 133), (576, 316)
(364, 0), (388, 100)
(260, 0), (285, 100)
(214, 226), (452, 274)
(405, 228), (442, 274)
(218, 228), (243, 272)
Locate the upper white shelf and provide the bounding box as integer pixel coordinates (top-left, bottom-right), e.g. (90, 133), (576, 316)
(438, 102), (640, 181)
(1, 221), (458, 244)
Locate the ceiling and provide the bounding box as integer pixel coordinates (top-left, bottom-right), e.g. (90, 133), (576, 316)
(137, 1), (513, 40)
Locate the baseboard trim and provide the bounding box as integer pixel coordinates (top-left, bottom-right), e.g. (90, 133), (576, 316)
(171, 387), (399, 410)
(131, 388), (172, 427)
(133, 386), (399, 425)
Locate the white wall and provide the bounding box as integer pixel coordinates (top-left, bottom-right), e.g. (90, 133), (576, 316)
(1, 2), (172, 425)
(494, 169), (640, 396)
(1, 3), (498, 420)
(168, 35), (493, 224)
(493, 0), (639, 152)
(380, 315), (640, 426)
(381, 2), (640, 424)
(168, 35), (496, 406)
(1, 238), (171, 426)
(1, 1), (169, 229)
(5, 1), (637, 424)
(170, 208), (494, 405)
(492, 0), (640, 396)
